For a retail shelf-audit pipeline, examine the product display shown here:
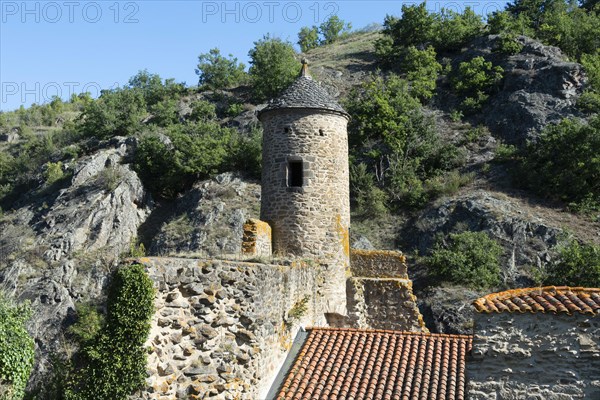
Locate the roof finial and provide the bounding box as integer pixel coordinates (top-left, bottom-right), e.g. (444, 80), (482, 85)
(300, 58), (310, 77)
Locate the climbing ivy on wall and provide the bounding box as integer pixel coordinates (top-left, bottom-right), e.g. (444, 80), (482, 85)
(69, 264), (155, 400)
(0, 294), (34, 400)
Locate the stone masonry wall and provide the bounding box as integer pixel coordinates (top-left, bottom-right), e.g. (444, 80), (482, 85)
(347, 278), (428, 332)
(350, 249), (408, 278)
(260, 109), (350, 265)
(136, 257), (329, 400)
(241, 219), (272, 257)
(468, 312), (600, 399)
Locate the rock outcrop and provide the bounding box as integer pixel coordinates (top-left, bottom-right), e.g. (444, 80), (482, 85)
(0, 137), (152, 386)
(458, 35), (586, 144)
(149, 173), (261, 257)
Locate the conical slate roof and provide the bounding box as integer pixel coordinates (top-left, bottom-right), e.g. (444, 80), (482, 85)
(258, 61), (349, 118)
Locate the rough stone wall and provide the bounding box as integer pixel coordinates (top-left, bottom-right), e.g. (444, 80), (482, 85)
(137, 257), (328, 400)
(350, 249), (408, 278)
(259, 109), (350, 265)
(346, 278), (428, 333)
(468, 312), (600, 399)
(241, 219), (272, 257)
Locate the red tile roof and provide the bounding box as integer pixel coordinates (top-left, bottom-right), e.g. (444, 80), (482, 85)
(473, 286), (600, 315)
(275, 327), (473, 400)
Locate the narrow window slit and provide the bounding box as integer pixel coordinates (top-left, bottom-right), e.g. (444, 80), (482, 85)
(288, 160), (303, 187)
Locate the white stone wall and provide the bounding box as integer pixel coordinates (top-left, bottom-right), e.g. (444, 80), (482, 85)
(468, 312), (600, 399)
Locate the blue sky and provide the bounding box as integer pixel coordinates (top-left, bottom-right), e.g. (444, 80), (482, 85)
(0, 1), (504, 111)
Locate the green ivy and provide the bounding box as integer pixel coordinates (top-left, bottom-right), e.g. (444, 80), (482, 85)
(0, 294), (35, 400)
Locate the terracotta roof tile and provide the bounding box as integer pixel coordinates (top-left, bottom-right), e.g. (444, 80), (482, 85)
(274, 328), (473, 400)
(473, 286), (600, 315)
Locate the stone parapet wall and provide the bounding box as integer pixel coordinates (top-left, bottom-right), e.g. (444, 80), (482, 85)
(349, 249), (408, 278)
(346, 277), (428, 333)
(136, 257), (329, 400)
(241, 219), (272, 257)
(468, 312), (600, 399)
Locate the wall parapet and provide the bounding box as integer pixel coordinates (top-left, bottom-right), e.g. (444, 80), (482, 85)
(350, 249), (408, 278)
(242, 219), (272, 257)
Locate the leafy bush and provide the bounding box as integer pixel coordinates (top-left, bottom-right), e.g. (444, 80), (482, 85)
(195, 48), (247, 90)
(451, 56), (504, 112)
(71, 264), (154, 400)
(149, 98), (179, 127)
(433, 7), (484, 52)
(127, 70), (184, 107)
(68, 303), (104, 344)
(0, 294), (34, 400)
(350, 163), (388, 218)
(494, 33), (524, 54)
(298, 26), (319, 52)
(518, 115), (600, 210)
(248, 36), (301, 101)
(426, 231), (503, 289)
(401, 46), (442, 102)
(134, 120), (262, 198)
(78, 88), (146, 140)
(376, 4), (483, 66)
(544, 238), (600, 287)
(189, 99), (217, 122)
(42, 161), (64, 186)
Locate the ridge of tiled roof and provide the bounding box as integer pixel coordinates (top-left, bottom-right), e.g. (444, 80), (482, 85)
(258, 61), (348, 118)
(274, 327), (473, 400)
(473, 286), (600, 315)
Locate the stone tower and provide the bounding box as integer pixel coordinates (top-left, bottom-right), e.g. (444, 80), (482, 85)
(257, 61), (350, 265)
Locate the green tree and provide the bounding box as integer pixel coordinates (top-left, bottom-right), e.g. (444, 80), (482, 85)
(195, 48), (247, 90)
(248, 36), (301, 101)
(318, 15), (352, 44)
(298, 26), (319, 52)
(427, 231), (503, 289)
(401, 46), (442, 102)
(0, 294), (34, 400)
(382, 3), (436, 49)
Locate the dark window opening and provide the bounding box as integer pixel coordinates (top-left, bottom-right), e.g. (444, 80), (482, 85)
(284, 127), (290, 133)
(288, 160), (303, 187)
(319, 129), (325, 136)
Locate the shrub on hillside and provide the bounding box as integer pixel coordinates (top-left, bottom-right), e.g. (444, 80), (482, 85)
(426, 231), (503, 290)
(346, 74), (465, 209)
(517, 115), (600, 210)
(401, 46), (442, 102)
(451, 56), (504, 113)
(544, 238), (600, 287)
